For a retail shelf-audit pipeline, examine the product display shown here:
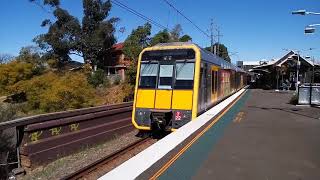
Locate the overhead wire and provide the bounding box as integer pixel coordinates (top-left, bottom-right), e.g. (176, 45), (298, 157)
(111, 0), (167, 29)
(161, 0), (210, 38)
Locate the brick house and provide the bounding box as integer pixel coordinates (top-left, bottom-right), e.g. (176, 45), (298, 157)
(104, 43), (131, 81)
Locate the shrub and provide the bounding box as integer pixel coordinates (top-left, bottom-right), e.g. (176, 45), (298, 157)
(125, 64), (137, 85)
(0, 103), (18, 123)
(0, 60), (42, 95)
(9, 72), (95, 113)
(113, 75), (121, 85)
(102, 83), (134, 104)
(87, 69), (106, 87)
(290, 93), (298, 105)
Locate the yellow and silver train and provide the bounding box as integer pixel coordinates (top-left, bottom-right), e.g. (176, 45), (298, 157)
(132, 42), (247, 131)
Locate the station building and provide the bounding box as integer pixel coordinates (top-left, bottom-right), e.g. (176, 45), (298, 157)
(237, 51), (320, 90)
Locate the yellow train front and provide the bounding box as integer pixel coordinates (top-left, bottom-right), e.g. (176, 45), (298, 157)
(132, 42), (246, 132)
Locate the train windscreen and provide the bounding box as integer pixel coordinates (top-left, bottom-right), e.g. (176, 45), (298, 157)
(139, 63), (158, 88)
(175, 62), (194, 89)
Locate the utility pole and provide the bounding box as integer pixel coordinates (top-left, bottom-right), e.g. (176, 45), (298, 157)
(217, 29), (220, 56)
(210, 19), (214, 53)
(209, 19), (223, 55)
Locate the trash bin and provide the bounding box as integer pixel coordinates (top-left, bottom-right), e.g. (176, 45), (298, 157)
(298, 84), (310, 105)
(311, 85), (320, 105)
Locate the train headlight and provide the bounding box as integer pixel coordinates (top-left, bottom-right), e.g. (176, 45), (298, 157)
(135, 109), (151, 126)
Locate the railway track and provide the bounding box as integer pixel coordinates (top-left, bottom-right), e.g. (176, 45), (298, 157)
(62, 137), (156, 180)
(0, 102), (134, 170)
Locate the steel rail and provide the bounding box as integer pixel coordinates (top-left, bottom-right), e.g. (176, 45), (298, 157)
(0, 102), (133, 130)
(62, 137), (151, 180)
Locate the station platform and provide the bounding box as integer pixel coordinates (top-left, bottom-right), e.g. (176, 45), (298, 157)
(154, 89), (320, 180)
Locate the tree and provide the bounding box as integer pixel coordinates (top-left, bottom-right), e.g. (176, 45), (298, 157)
(170, 24), (182, 41)
(0, 54), (14, 64)
(32, 2), (81, 67)
(80, 0), (118, 67)
(16, 46), (41, 63)
(122, 23), (151, 85)
(31, 0), (118, 69)
(150, 29), (170, 46)
(123, 23), (152, 61)
(179, 34), (192, 42)
(205, 43), (231, 62)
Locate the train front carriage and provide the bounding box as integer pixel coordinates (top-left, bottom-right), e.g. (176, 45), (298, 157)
(132, 45), (199, 131)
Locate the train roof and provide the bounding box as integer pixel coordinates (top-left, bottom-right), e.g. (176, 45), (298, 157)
(153, 42), (245, 72)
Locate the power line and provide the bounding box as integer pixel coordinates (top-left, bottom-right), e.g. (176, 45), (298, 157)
(111, 0), (167, 29)
(162, 0), (210, 38)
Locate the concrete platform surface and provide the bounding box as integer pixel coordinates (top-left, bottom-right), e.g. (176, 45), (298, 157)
(158, 89), (320, 180)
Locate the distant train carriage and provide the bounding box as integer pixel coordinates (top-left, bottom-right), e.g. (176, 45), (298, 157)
(132, 42), (246, 132)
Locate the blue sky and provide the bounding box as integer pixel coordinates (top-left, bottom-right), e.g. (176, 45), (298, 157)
(0, 0), (319, 63)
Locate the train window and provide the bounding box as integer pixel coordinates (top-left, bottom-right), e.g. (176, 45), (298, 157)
(175, 62), (194, 89)
(139, 63), (158, 88)
(158, 64), (174, 89)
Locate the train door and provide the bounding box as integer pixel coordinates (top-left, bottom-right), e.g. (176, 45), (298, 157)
(155, 61), (174, 109)
(198, 63), (207, 113)
(206, 65), (212, 108)
(211, 66), (219, 103)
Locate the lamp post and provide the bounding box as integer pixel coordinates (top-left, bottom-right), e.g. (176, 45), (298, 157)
(304, 24), (320, 34)
(292, 9), (320, 33)
(283, 49), (301, 91)
(296, 51), (300, 91)
(292, 10), (320, 15)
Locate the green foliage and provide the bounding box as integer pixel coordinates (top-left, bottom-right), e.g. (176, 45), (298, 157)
(16, 46), (41, 63)
(205, 43), (231, 62)
(87, 69), (106, 87)
(151, 29), (170, 46)
(113, 75), (121, 85)
(33, 6), (81, 65)
(9, 72), (95, 113)
(125, 64), (137, 85)
(179, 34), (192, 42)
(123, 23), (152, 61)
(0, 103), (18, 123)
(150, 24), (192, 45)
(32, 0), (118, 69)
(81, 0), (118, 67)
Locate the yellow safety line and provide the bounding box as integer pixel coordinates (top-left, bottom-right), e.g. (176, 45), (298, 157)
(150, 90), (246, 179)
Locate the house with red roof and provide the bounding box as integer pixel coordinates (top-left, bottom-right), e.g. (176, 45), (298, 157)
(103, 42), (131, 81)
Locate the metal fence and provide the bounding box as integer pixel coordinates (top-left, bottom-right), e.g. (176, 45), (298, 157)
(298, 84), (320, 105)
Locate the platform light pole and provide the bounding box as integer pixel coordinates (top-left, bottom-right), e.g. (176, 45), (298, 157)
(304, 24), (320, 34)
(283, 49), (301, 91)
(292, 9), (320, 33)
(295, 51), (301, 92)
(292, 10), (320, 15)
